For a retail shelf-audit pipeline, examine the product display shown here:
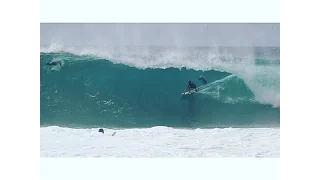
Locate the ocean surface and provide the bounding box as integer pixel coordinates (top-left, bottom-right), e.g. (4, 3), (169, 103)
(40, 45), (280, 157)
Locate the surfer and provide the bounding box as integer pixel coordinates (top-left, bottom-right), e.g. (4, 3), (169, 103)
(186, 80), (198, 92)
(198, 76), (207, 85)
(46, 61), (62, 67)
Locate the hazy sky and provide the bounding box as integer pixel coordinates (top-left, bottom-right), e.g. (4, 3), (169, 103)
(40, 23), (280, 47)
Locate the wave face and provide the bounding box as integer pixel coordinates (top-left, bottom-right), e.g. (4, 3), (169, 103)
(40, 46), (280, 128)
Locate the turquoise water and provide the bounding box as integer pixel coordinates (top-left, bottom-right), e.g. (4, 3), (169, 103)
(40, 47), (280, 128)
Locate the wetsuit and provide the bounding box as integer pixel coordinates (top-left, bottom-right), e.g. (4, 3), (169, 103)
(187, 82), (197, 92)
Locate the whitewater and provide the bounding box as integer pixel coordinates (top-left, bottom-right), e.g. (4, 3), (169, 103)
(41, 126), (279, 157)
(40, 43), (279, 157)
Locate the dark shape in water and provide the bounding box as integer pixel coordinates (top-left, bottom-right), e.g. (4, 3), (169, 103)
(98, 128), (104, 134)
(46, 61), (61, 66)
(199, 76), (207, 85)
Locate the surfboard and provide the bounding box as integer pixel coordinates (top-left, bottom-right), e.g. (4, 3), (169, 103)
(181, 89), (197, 95)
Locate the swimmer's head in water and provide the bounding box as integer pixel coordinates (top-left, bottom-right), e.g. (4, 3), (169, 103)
(98, 128), (104, 134)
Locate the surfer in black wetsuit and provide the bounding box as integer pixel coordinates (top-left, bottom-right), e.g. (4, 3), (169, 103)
(186, 80), (198, 92)
(198, 76), (207, 85)
(46, 61), (62, 66)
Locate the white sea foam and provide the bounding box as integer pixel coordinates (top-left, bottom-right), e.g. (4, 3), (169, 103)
(40, 126), (279, 157)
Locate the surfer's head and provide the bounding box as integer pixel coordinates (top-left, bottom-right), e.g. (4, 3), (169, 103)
(98, 128), (104, 134)
(188, 80), (191, 84)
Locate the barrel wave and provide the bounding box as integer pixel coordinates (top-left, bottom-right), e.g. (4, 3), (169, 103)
(40, 48), (280, 128)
